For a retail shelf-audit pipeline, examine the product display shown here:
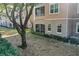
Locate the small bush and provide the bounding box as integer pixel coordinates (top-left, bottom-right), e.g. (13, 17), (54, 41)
(31, 31), (44, 36)
(69, 38), (79, 45)
(69, 38), (76, 44)
(0, 38), (20, 56)
(44, 34), (51, 38)
(32, 31), (79, 45)
(63, 38), (69, 43)
(31, 31), (70, 43)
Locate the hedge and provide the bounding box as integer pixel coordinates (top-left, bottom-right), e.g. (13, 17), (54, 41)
(0, 38), (20, 56)
(31, 31), (79, 45)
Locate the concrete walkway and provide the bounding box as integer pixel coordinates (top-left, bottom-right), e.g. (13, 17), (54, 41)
(2, 33), (18, 38)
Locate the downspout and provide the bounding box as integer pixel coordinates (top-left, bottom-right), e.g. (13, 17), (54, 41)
(66, 3), (69, 38)
(33, 7), (35, 32)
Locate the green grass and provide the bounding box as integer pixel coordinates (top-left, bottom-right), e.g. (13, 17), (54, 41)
(26, 29), (31, 33)
(0, 27), (17, 35)
(0, 38), (20, 56)
(0, 27), (31, 33)
(0, 27), (15, 31)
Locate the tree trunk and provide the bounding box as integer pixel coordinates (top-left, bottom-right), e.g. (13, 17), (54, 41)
(31, 23), (33, 31)
(20, 29), (27, 49)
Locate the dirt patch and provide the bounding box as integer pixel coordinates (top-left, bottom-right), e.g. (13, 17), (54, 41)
(6, 33), (79, 56)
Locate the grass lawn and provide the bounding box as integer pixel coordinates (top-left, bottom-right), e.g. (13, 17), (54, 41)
(0, 27), (17, 36)
(0, 27), (31, 36)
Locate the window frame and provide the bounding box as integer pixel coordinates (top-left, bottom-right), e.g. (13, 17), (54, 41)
(49, 3), (60, 14)
(76, 22), (79, 33)
(56, 24), (62, 34)
(35, 5), (45, 16)
(36, 24), (40, 32)
(35, 24), (45, 33)
(48, 24), (51, 32)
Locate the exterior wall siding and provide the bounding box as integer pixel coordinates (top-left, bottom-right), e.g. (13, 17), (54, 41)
(68, 3), (77, 18)
(34, 19), (67, 37)
(33, 3), (79, 38)
(68, 19), (79, 37)
(33, 3), (69, 37)
(67, 3), (79, 37)
(35, 3), (68, 20)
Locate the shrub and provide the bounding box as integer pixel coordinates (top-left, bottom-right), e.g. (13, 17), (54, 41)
(0, 38), (20, 56)
(44, 34), (51, 38)
(69, 38), (79, 45)
(63, 38), (69, 43)
(31, 31), (70, 43)
(32, 31), (79, 45)
(31, 31), (44, 36)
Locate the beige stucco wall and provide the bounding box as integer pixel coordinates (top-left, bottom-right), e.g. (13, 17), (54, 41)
(68, 19), (79, 37)
(32, 3), (79, 38)
(34, 19), (67, 37)
(35, 3), (68, 20)
(68, 3), (78, 18)
(33, 3), (69, 37)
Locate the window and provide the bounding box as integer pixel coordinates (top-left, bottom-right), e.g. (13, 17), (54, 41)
(15, 13), (19, 19)
(36, 24), (40, 32)
(9, 23), (12, 27)
(76, 22), (79, 33)
(15, 15), (18, 19)
(57, 24), (62, 33)
(36, 24), (45, 33)
(35, 6), (45, 16)
(48, 24), (51, 31)
(41, 24), (45, 33)
(50, 4), (59, 13)
(5, 21), (7, 25)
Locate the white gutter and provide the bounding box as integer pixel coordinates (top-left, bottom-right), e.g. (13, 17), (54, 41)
(66, 3), (69, 37)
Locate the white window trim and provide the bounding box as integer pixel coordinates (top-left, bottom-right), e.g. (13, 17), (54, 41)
(56, 32), (62, 34)
(76, 22), (79, 33)
(47, 30), (52, 33)
(34, 4), (44, 9)
(56, 24), (62, 34)
(34, 4), (45, 16)
(48, 31), (52, 32)
(48, 24), (52, 32)
(49, 3), (60, 14)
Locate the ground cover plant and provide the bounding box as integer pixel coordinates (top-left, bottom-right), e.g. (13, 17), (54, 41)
(0, 38), (20, 56)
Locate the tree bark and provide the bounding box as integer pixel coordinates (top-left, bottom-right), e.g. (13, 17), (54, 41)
(31, 23), (33, 31)
(4, 3), (34, 49)
(20, 29), (27, 49)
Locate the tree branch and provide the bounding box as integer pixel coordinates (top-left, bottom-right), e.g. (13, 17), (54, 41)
(11, 4), (22, 34)
(4, 4), (13, 22)
(25, 4), (28, 16)
(19, 3), (24, 26)
(24, 4), (34, 27)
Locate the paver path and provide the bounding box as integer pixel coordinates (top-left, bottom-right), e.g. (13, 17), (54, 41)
(6, 33), (79, 56)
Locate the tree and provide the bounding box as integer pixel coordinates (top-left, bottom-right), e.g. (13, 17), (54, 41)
(29, 15), (34, 31)
(2, 3), (34, 49)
